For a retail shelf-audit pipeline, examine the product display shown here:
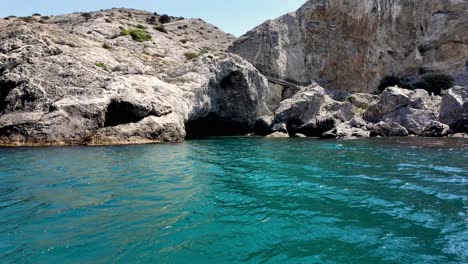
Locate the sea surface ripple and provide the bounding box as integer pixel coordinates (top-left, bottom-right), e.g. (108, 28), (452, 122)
(0, 137), (467, 263)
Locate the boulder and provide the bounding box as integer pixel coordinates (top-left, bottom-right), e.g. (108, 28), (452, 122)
(347, 93), (379, 110)
(273, 85), (325, 124)
(420, 121), (450, 137)
(253, 116), (274, 136)
(440, 86), (468, 133)
(296, 117), (336, 138)
(382, 107), (436, 135)
(370, 122), (409, 137)
(321, 123), (369, 139)
(365, 87), (438, 123)
(349, 117), (367, 128)
(271, 122), (288, 134)
(266, 132), (289, 138)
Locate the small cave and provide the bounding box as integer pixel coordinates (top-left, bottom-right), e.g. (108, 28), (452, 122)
(184, 70), (257, 139)
(104, 100), (149, 127)
(184, 113), (252, 139)
(0, 79), (22, 113)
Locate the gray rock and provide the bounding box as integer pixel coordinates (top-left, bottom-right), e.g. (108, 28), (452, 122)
(449, 133), (468, 138)
(0, 8), (464, 145)
(271, 122), (288, 134)
(365, 87), (412, 122)
(266, 132), (289, 138)
(370, 122), (409, 137)
(350, 117), (367, 128)
(419, 121), (450, 137)
(347, 93), (379, 110)
(296, 117), (336, 138)
(440, 86), (468, 133)
(0, 11), (272, 146)
(253, 115), (274, 136)
(382, 107), (436, 135)
(273, 85), (326, 124)
(229, 0), (468, 92)
(365, 87), (441, 132)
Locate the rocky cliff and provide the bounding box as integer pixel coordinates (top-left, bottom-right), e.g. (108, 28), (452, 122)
(0, 9), (273, 146)
(0, 7), (467, 146)
(229, 0), (468, 92)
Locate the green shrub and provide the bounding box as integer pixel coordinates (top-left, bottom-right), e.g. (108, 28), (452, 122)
(184, 50), (208, 60)
(414, 73), (454, 95)
(136, 24), (147, 29)
(159, 14), (170, 24)
(95, 62), (110, 71)
(105, 18), (112, 23)
(81, 13), (92, 20)
(120, 28), (152, 42)
(32, 13), (41, 16)
(154, 25), (167, 33)
(180, 39), (188, 44)
(147, 16), (157, 25)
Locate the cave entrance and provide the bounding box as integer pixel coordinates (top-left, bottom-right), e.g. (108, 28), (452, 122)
(0, 80), (21, 113)
(104, 100), (149, 127)
(184, 70), (257, 139)
(184, 113), (252, 139)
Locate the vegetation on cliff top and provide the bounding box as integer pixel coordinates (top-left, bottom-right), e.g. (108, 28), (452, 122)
(120, 28), (152, 42)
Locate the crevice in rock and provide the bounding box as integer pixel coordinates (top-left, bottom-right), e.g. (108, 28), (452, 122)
(0, 79), (22, 113)
(185, 113), (251, 139)
(104, 100), (149, 127)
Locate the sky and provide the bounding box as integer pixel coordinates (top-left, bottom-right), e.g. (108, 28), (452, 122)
(0, 0), (306, 36)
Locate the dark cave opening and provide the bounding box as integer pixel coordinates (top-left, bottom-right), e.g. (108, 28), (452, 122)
(185, 113), (252, 139)
(0, 80), (21, 113)
(185, 70), (258, 139)
(104, 100), (149, 127)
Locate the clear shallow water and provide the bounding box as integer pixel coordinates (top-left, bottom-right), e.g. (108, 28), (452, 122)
(0, 138), (467, 264)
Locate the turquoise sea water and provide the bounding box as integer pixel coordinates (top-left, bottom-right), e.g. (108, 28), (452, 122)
(0, 137), (467, 264)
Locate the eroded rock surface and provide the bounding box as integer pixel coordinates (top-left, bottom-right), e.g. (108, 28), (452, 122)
(0, 9), (271, 146)
(0, 7), (466, 145)
(229, 0), (468, 92)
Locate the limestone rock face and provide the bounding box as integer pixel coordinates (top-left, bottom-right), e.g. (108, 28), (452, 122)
(0, 9), (271, 146)
(0, 8), (466, 145)
(229, 0), (468, 92)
